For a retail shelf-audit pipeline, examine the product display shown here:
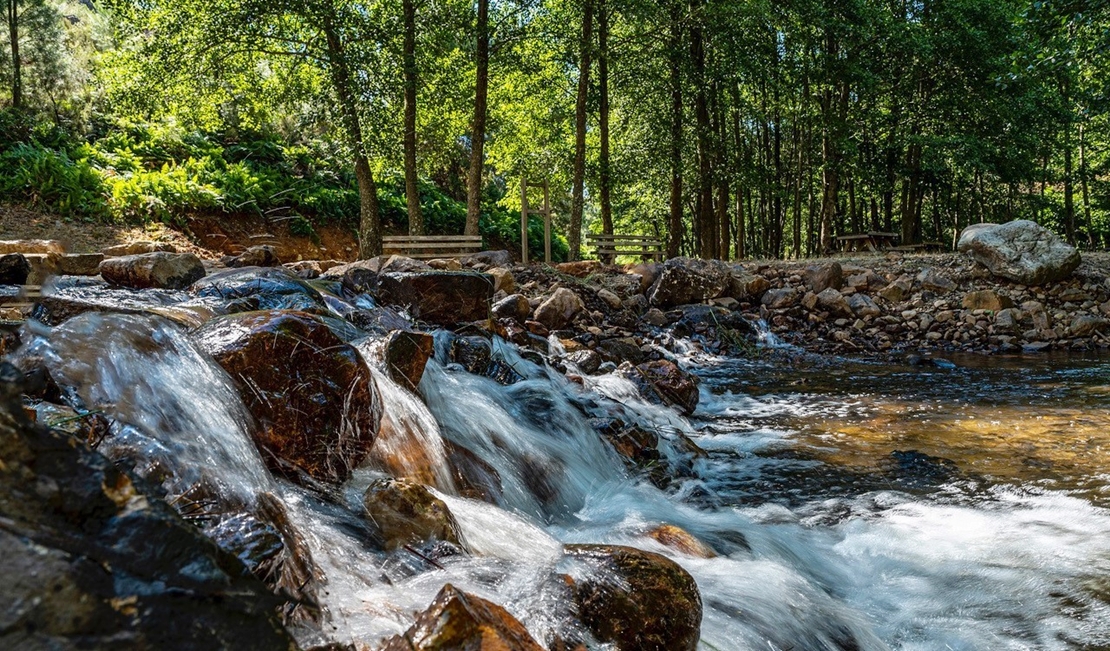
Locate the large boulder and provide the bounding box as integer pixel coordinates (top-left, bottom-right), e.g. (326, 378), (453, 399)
(99, 252), (206, 290)
(957, 220), (1080, 285)
(30, 277), (209, 327)
(377, 271), (494, 325)
(728, 269), (771, 302)
(363, 478), (461, 550)
(804, 262), (843, 293)
(191, 266), (330, 314)
(57, 252), (105, 276)
(0, 364), (297, 651)
(379, 583), (545, 651)
(563, 544), (702, 651)
(194, 310), (381, 484)
(535, 287), (585, 330)
(647, 257), (731, 308)
(0, 253), (30, 285)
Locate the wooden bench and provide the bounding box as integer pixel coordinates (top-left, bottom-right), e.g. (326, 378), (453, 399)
(837, 232), (900, 253)
(587, 234), (664, 264)
(891, 241), (947, 253)
(382, 235), (484, 260)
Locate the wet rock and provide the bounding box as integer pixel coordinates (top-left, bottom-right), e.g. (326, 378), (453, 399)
(0, 253), (30, 285)
(0, 239), (65, 255)
(386, 330), (435, 392)
(377, 271), (494, 326)
(379, 583), (545, 651)
(647, 257), (731, 308)
(535, 287), (585, 330)
(102, 240), (177, 256)
(848, 293), (881, 319)
(957, 220), (1080, 285)
(192, 266), (331, 313)
(556, 260), (603, 277)
(448, 335), (493, 375)
(228, 245), (281, 268)
(0, 364), (297, 651)
(916, 267), (955, 294)
(363, 478), (461, 550)
(566, 349), (603, 374)
(462, 249), (513, 268)
(761, 288), (799, 309)
(563, 544), (702, 651)
(805, 262), (843, 293)
(493, 293), (532, 322)
(628, 359), (700, 415)
(1070, 314), (1108, 337)
(24, 253), (60, 284)
(31, 278), (204, 327)
(599, 337), (645, 365)
(286, 260), (322, 279)
(57, 252), (104, 276)
(98, 252), (206, 290)
(886, 450), (958, 485)
(195, 310), (381, 484)
(961, 289), (1013, 312)
(646, 524), (717, 559)
(444, 440), (504, 504)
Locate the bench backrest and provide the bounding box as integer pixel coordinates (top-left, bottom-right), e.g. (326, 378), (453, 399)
(382, 235), (484, 260)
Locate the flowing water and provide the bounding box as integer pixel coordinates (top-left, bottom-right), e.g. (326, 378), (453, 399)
(19, 306), (1110, 650)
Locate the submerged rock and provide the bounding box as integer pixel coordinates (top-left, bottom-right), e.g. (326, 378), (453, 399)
(563, 544), (702, 651)
(646, 524), (717, 559)
(379, 583), (545, 651)
(195, 310), (381, 484)
(192, 266), (331, 314)
(363, 478), (461, 550)
(627, 359), (700, 415)
(377, 271), (494, 325)
(0, 364), (297, 650)
(99, 252), (206, 290)
(957, 220), (1080, 285)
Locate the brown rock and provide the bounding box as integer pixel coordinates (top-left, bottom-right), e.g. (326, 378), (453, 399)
(493, 294), (532, 322)
(816, 288), (853, 318)
(805, 262), (843, 293)
(377, 272), (494, 325)
(630, 359), (700, 415)
(535, 287), (585, 330)
(916, 267), (956, 294)
(597, 288), (623, 309)
(564, 544), (702, 651)
(379, 584), (545, 651)
(1070, 315), (1108, 337)
(385, 330), (435, 392)
(102, 241), (176, 256)
(961, 290), (1014, 312)
(194, 311), (380, 484)
(24, 253), (60, 285)
(363, 478), (461, 550)
(646, 524), (716, 559)
(0, 239), (65, 255)
(647, 257), (731, 308)
(878, 278), (911, 303)
(761, 288), (799, 310)
(228, 245), (281, 268)
(728, 270), (771, 301)
(444, 440), (503, 504)
(57, 253), (105, 276)
(427, 258), (463, 271)
(848, 293), (881, 319)
(628, 263), (661, 294)
(487, 267), (516, 294)
(99, 252), (206, 290)
(556, 260), (603, 278)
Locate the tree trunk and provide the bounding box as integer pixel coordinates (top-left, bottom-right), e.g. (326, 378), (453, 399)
(402, 0), (423, 235)
(8, 0), (20, 108)
(569, 0), (594, 261)
(597, 0), (612, 237)
(731, 82), (745, 259)
(323, 16), (381, 258)
(1080, 122), (1092, 247)
(666, 1), (683, 259)
(1063, 115), (1076, 245)
(690, 0), (714, 259)
(465, 0), (489, 237)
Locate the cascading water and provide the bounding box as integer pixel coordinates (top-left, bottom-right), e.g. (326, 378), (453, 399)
(18, 298), (1110, 650)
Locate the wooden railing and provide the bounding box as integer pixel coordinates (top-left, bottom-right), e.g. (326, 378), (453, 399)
(587, 234), (664, 264)
(382, 235), (484, 260)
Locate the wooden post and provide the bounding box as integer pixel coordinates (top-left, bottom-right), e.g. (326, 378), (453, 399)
(521, 179), (530, 264)
(543, 180), (552, 263)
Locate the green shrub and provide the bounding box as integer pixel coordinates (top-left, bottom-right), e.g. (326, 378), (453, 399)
(0, 143), (110, 219)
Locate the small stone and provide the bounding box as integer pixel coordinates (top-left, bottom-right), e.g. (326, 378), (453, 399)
(597, 288), (623, 309)
(962, 290), (1014, 312)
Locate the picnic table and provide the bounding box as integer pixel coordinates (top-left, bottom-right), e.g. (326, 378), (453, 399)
(836, 232), (900, 252)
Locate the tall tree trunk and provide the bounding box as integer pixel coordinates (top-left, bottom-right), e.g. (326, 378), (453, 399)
(1080, 122), (1092, 247)
(323, 16), (381, 258)
(1063, 108), (1076, 245)
(597, 0), (612, 237)
(731, 82), (745, 259)
(402, 0), (423, 235)
(690, 0), (715, 258)
(666, 1), (683, 259)
(8, 0), (20, 108)
(569, 0), (594, 261)
(465, 0), (489, 237)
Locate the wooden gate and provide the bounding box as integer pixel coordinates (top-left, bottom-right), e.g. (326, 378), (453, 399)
(520, 179), (553, 264)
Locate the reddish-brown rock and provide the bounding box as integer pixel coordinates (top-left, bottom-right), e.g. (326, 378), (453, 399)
(630, 360), (700, 415)
(385, 330), (435, 392)
(377, 272), (494, 325)
(379, 583), (545, 651)
(194, 310), (380, 484)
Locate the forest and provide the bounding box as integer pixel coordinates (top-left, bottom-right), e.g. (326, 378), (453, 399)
(1, 0), (1108, 261)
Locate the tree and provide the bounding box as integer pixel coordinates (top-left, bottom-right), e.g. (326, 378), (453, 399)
(568, 0), (593, 260)
(402, 0), (424, 234)
(464, 0), (489, 237)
